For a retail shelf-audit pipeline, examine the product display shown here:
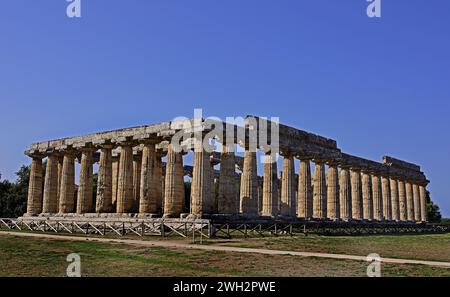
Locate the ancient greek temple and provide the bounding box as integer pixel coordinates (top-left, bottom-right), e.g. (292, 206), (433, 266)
(24, 115), (429, 223)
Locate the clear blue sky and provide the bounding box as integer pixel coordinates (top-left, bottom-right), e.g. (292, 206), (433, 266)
(0, 1), (449, 216)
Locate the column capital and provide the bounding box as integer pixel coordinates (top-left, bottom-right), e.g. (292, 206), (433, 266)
(25, 150), (45, 159)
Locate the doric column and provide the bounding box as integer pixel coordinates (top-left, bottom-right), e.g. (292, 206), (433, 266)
(59, 150), (76, 213)
(190, 148), (213, 217)
(260, 153), (277, 217)
(381, 175), (392, 220)
(413, 183), (422, 222)
(297, 157), (313, 219)
(56, 155), (63, 212)
(280, 154), (295, 217)
(398, 179), (407, 221)
(326, 162), (339, 220)
(163, 144), (184, 217)
(339, 165), (352, 220)
(111, 155), (119, 208)
(313, 160), (327, 219)
(239, 149), (258, 215)
(419, 184), (428, 222)
(155, 155), (163, 213)
(132, 151), (142, 212)
(76, 147), (95, 214)
(42, 153), (59, 213)
(139, 142), (159, 214)
(218, 145), (237, 214)
(96, 144), (113, 213)
(350, 168), (362, 220)
(116, 143), (134, 213)
(390, 177), (400, 221)
(371, 174), (383, 221)
(362, 170), (373, 220)
(405, 181), (414, 221)
(26, 153), (44, 216)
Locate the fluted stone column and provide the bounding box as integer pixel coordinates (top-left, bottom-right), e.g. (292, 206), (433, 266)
(339, 166), (352, 220)
(381, 175), (392, 220)
(297, 157), (313, 219)
(155, 155), (163, 213)
(279, 154), (295, 217)
(132, 152), (142, 212)
(326, 163), (339, 220)
(76, 148), (95, 214)
(190, 148), (213, 217)
(26, 154), (43, 216)
(371, 174), (383, 221)
(96, 145), (113, 213)
(111, 155), (119, 208)
(419, 184), (428, 222)
(398, 179), (407, 221)
(59, 151), (76, 213)
(261, 153), (278, 217)
(163, 144), (184, 217)
(390, 178), (400, 221)
(139, 143), (159, 214)
(405, 181), (414, 221)
(362, 171), (373, 220)
(413, 183), (421, 222)
(56, 156), (63, 212)
(42, 154), (59, 213)
(116, 143), (134, 213)
(240, 149), (258, 215)
(351, 168), (362, 220)
(313, 160), (327, 219)
(218, 145), (237, 214)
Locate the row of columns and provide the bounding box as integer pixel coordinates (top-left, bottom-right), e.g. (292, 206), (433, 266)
(26, 144), (429, 222)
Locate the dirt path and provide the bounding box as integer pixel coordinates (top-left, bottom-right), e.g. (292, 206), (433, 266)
(2, 231), (450, 268)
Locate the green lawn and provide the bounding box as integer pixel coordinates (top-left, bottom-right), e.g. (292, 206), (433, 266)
(213, 232), (450, 262)
(0, 233), (449, 277)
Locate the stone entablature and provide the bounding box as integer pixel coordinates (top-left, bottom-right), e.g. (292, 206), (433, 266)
(24, 115), (429, 223)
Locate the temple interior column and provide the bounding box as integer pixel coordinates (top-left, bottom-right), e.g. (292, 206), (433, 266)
(326, 162), (339, 220)
(362, 170), (373, 220)
(419, 184), (428, 222)
(280, 154), (295, 217)
(381, 175), (392, 220)
(26, 153), (43, 216)
(405, 181), (414, 221)
(132, 151), (142, 212)
(339, 165), (352, 221)
(155, 154), (163, 213)
(239, 149), (258, 215)
(297, 157), (313, 219)
(313, 160), (327, 219)
(59, 150), (76, 213)
(413, 183), (422, 222)
(163, 144), (184, 217)
(76, 147), (95, 214)
(218, 144), (237, 214)
(190, 147), (213, 217)
(56, 155), (63, 213)
(371, 174), (383, 221)
(42, 154), (59, 214)
(398, 179), (407, 221)
(96, 144), (113, 213)
(111, 155), (119, 210)
(390, 177), (400, 221)
(116, 143), (134, 213)
(350, 168), (362, 220)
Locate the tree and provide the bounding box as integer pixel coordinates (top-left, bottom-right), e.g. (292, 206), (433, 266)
(426, 190), (442, 223)
(0, 166), (30, 218)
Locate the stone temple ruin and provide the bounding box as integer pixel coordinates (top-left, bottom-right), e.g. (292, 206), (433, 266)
(16, 115), (434, 237)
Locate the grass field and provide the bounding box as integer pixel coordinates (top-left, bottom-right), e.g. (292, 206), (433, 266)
(0, 232), (449, 277)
